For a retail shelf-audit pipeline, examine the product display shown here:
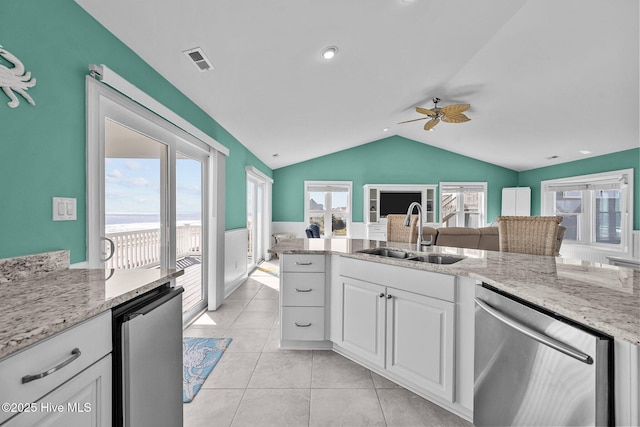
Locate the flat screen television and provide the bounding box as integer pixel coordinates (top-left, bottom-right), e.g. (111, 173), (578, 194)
(379, 191), (422, 218)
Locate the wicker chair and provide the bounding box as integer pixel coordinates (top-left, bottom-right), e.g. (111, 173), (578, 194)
(497, 216), (564, 256)
(386, 214), (418, 243)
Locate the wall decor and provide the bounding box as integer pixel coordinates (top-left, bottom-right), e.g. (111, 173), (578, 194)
(0, 47), (36, 108)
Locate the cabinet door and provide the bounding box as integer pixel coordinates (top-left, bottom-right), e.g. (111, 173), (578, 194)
(4, 355), (112, 427)
(386, 288), (455, 402)
(336, 277), (386, 368)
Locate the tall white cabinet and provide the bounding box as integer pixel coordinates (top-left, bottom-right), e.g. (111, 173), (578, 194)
(501, 187), (531, 216)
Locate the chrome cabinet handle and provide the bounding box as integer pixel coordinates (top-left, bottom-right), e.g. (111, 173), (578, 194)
(379, 293), (385, 298)
(386, 294), (392, 299)
(295, 288), (312, 292)
(294, 261), (312, 265)
(295, 322), (312, 327)
(100, 237), (115, 262)
(22, 348), (82, 384)
(475, 298), (593, 365)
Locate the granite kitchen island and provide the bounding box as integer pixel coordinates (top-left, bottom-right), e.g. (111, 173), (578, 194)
(270, 238), (640, 425)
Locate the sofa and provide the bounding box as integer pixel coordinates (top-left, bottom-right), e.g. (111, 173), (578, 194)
(423, 225), (565, 255)
(422, 226), (499, 251)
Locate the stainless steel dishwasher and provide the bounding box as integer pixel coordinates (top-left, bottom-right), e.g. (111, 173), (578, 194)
(474, 284), (613, 426)
(112, 283), (184, 427)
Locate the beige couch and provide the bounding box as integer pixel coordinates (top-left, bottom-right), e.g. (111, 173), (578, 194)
(423, 225), (564, 254)
(423, 226), (499, 251)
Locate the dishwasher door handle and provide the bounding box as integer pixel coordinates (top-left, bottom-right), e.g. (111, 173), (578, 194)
(475, 297), (593, 365)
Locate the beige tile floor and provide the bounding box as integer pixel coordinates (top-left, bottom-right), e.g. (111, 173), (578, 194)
(183, 261), (472, 427)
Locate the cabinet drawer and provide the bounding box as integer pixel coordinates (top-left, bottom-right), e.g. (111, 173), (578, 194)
(368, 225), (386, 233)
(281, 307), (325, 341)
(0, 311), (112, 424)
(282, 254), (325, 272)
(282, 273), (325, 306)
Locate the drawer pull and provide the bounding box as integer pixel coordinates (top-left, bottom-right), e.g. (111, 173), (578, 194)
(295, 288), (313, 293)
(22, 348), (81, 384)
(294, 322), (312, 327)
(294, 261), (312, 266)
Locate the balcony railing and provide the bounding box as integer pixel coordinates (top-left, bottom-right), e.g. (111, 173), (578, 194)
(106, 224), (201, 269)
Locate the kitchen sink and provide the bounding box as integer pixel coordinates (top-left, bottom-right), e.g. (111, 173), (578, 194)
(357, 248), (415, 259)
(407, 255), (464, 265)
(357, 248), (464, 265)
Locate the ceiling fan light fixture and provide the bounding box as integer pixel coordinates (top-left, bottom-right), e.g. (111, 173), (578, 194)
(321, 46), (338, 60)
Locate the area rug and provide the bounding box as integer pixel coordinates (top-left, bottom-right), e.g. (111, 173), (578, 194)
(257, 262), (279, 277)
(183, 337), (232, 403)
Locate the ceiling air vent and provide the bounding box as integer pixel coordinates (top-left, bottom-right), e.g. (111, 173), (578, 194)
(183, 47), (214, 72)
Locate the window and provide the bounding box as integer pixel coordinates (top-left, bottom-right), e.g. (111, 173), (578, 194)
(440, 183), (487, 228)
(304, 181), (352, 237)
(542, 169), (633, 251)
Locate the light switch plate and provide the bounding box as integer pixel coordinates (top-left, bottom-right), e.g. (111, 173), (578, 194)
(53, 197), (77, 221)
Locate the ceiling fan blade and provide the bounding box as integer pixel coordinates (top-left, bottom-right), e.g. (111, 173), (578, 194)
(424, 119), (440, 131)
(441, 103), (470, 115)
(398, 117), (429, 124)
(415, 107), (436, 116)
(442, 113), (470, 123)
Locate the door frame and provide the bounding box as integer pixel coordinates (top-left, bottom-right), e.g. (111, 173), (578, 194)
(86, 76), (226, 312)
(245, 166), (273, 267)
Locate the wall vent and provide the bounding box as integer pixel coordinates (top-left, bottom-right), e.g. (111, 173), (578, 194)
(183, 47), (214, 72)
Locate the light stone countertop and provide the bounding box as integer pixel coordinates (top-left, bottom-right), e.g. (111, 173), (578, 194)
(0, 250), (183, 360)
(270, 238), (640, 345)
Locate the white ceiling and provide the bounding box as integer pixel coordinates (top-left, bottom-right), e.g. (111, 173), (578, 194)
(75, 0), (639, 171)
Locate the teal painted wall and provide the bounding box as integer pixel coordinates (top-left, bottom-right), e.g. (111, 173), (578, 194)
(518, 148), (640, 230)
(1, 1), (271, 263)
(272, 136), (519, 223)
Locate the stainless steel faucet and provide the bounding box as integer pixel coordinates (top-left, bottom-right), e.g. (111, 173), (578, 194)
(404, 202), (432, 249)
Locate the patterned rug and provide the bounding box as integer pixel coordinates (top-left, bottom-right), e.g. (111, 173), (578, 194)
(183, 337), (232, 403)
(257, 262), (279, 277)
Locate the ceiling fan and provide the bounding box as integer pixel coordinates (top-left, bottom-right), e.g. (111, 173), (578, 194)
(398, 97), (470, 131)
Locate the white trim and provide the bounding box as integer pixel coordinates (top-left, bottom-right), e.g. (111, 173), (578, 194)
(541, 168), (634, 255)
(245, 166), (273, 183)
(89, 64), (229, 157)
(439, 182), (488, 227)
(304, 180), (353, 238)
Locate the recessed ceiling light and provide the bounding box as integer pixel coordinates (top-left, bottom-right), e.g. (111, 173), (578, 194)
(579, 150), (591, 155)
(321, 46), (338, 60)
(272, 153), (279, 157)
(382, 127), (389, 132)
(546, 155), (559, 160)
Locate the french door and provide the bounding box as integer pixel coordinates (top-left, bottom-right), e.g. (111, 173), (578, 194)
(86, 78), (211, 323)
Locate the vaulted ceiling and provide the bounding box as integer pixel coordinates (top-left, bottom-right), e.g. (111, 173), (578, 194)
(75, 0), (639, 171)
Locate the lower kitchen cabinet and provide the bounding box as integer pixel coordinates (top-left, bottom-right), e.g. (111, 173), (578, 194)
(335, 274), (455, 402)
(0, 312), (112, 426)
(334, 277), (386, 368)
(4, 355), (112, 427)
(386, 287), (454, 401)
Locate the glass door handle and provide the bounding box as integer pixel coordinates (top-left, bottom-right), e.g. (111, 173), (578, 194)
(100, 237), (115, 262)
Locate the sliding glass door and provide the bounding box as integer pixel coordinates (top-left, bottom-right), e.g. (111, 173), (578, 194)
(87, 79), (212, 324)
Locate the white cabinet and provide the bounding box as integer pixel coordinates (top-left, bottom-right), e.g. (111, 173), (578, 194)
(334, 277), (386, 368)
(334, 259), (456, 402)
(386, 288), (454, 401)
(4, 355), (112, 427)
(501, 187), (531, 216)
(280, 254), (330, 349)
(0, 311), (112, 426)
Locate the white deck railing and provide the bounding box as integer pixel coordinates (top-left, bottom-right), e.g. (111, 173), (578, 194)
(106, 224), (201, 269)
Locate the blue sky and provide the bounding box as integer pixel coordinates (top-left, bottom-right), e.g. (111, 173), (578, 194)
(105, 157), (202, 215)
